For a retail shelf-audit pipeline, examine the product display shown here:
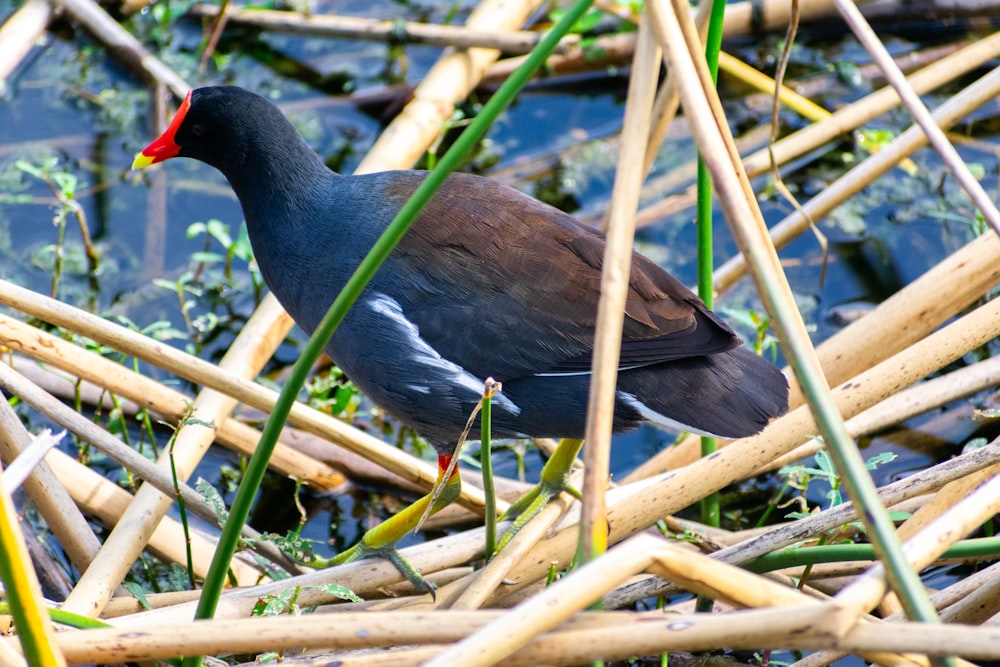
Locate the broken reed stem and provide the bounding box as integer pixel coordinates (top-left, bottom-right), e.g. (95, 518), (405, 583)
(41, 446), (265, 583)
(0, 391), (100, 575)
(51, 0), (189, 97)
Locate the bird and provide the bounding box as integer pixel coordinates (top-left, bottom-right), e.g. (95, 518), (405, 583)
(133, 85), (788, 589)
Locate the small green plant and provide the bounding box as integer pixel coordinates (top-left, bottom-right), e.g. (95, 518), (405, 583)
(306, 367), (361, 419)
(6, 157), (100, 304)
(721, 307), (781, 361)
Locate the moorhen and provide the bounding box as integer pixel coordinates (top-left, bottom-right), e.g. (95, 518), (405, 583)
(133, 86), (788, 588)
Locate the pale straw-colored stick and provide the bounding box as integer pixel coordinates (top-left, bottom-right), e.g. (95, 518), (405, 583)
(109, 526), (487, 626)
(0, 314), (342, 490)
(759, 354), (1000, 474)
(35, 606), (1000, 666)
(845, 356), (1000, 439)
(0, 361), (239, 527)
(0, 637), (27, 667)
(740, 31), (1000, 182)
(0, 391), (100, 574)
(834, 0), (1000, 237)
(613, 438), (1000, 607)
(448, 471), (581, 610)
(51, 0), (188, 97)
(798, 560), (1000, 667)
(0, 468), (64, 666)
(424, 534), (662, 667)
(580, 14), (660, 562)
(61, 296), (289, 616)
(427, 533), (916, 667)
(878, 462), (1000, 616)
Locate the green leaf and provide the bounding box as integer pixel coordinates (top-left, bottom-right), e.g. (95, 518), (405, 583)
(123, 582), (153, 610)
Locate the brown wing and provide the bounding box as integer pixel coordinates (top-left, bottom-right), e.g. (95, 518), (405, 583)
(380, 171), (740, 380)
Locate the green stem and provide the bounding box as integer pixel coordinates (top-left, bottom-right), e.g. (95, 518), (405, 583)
(482, 381), (497, 559)
(181, 3), (596, 665)
(694, 0), (728, 617)
(696, 0), (727, 533)
(747, 536), (1000, 572)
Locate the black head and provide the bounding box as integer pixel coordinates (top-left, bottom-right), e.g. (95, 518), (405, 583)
(132, 86), (302, 174)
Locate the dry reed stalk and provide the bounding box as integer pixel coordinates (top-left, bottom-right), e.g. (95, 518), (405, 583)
(447, 470), (582, 610)
(31, 604), (1000, 666)
(484, 31), (638, 81)
(0, 390), (100, 574)
(61, 296), (291, 616)
(108, 526), (488, 626)
(580, 13), (661, 563)
(0, 0), (52, 86)
(719, 51), (831, 121)
(0, 469), (64, 666)
(936, 563), (1000, 624)
(0, 315), (343, 490)
(759, 357), (1000, 474)
(0, 360), (243, 523)
(0, 282), (493, 512)
(41, 447), (265, 584)
(843, 356), (1000, 441)
(420, 534), (920, 667)
(106, 292), (1000, 626)
(722, 0), (836, 35)
(795, 562), (1000, 667)
(736, 31), (1000, 190)
(729, 439), (1000, 562)
(186, 4), (578, 54)
(631, 229), (1000, 479)
(835, 0), (1000, 235)
(0, 637), (27, 667)
(356, 0), (543, 172)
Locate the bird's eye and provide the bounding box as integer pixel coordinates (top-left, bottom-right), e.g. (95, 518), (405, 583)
(190, 124), (207, 137)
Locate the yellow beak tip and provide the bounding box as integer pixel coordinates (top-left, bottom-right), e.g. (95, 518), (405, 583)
(131, 152), (155, 170)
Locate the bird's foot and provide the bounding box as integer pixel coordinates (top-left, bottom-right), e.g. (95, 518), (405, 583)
(495, 438), (584, 553)
(309, 456), (461, 596)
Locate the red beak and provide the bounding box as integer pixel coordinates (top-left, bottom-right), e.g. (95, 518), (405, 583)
(131, 90), (192, 169)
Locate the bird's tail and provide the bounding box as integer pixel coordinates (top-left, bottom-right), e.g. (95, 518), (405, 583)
(616, 347), (789, 439)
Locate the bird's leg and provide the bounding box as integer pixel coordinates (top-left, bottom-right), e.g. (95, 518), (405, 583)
(495, 438), (584, 552)
(311, 455), (461, 594)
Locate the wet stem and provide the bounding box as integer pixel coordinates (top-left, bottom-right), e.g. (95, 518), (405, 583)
(40, 169), (101, 300)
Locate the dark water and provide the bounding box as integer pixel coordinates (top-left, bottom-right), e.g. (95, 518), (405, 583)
(1, 3), (997, 663)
